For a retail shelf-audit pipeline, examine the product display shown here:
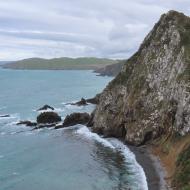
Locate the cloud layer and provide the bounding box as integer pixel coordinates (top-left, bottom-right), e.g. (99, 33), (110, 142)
(0, 0), (189, 60)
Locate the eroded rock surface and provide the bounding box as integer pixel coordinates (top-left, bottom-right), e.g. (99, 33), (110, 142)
(55, 112), (90, 129)
(92, 10), (190, 146)
(37, 112), (61, 124)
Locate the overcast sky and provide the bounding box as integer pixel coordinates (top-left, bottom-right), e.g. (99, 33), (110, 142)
(0, 0), (189, 61)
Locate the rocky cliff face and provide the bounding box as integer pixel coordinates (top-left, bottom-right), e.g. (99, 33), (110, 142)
(93, 10), (190, 145)
(94, 60), (124, 76)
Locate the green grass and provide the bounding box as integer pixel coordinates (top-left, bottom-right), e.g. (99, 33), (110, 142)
(2, 57), (118, 70)
(175, 145), (190, 189)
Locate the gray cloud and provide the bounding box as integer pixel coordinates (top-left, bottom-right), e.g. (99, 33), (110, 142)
(0, 0), (189, 60)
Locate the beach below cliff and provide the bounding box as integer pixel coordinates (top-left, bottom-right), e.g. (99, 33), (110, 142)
(129, 145), (170, 190)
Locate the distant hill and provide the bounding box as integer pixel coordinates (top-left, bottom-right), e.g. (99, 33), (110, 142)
(2, 57), (118, 70)
(0, 61), (13, 65)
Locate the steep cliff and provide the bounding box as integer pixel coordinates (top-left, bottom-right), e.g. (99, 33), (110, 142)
(94, 60), (124, 76)
(92, 10), (190, 189)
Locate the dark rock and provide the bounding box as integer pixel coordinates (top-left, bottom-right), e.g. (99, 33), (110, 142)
(37, 104), (54, 111)
(55, 112), (90, 129)
(17, 120), (37, 127)
(37, 112), (61, 124)
(92, 123), (126, 139)
(70, 94), (100, 106)
(0, 114), (10, 118)
(86, 94), (101, 104)
(71, 98), (87, 106)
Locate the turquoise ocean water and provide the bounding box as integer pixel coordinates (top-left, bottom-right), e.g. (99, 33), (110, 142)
(0, 69), (148, 190)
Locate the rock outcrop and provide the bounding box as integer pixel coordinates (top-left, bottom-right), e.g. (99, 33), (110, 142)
(37, 112), (61, 124)
(92, 10), (190, 189)
(17, 120), (37, 127)
(71, 98), (87, 106)
(93, 10), (190, 145)
(70, 94), (101, 106)
(37, 105), (54, 111)
(86, 94), (100, 104)
(55, 112), (90, 129)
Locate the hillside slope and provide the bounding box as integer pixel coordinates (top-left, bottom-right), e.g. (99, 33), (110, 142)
(94, 60), (125, 76)
(92, 10), (190, 189)
(2, 57), (118, 70)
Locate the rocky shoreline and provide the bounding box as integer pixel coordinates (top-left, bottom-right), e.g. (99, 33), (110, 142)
(4, 11), (190, 189)
(13, 96), (169, 190)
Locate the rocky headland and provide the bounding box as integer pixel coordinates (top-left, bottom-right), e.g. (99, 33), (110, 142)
(90, 10), (190, 190)
(13, 10), (190, 190)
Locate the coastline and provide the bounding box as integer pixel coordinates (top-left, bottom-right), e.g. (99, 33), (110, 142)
(128, 145), (170, 190)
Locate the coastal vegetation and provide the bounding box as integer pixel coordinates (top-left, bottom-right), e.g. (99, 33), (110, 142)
(1, 57), (118, 70)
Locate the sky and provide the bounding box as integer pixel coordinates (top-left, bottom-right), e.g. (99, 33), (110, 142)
(0, 0), (190, 61)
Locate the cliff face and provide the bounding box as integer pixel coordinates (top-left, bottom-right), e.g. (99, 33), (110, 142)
(93, 10), (190, 144)
(94, 60), (125, 76)
(92, 11), (190, 188)
(92, 11), (190, 189)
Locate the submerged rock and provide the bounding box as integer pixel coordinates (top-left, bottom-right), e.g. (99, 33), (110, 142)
(0, 114), (10, 118)
(37, 112), (61, 124)
(55, 112), (90, 129)
(17, 120), (37, 127)
(37, 104), (54, 111)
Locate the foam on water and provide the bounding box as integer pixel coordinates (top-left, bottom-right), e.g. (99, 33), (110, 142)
(76, 126), (148, 190)
(63, 104), (85, 110)
(76, 126), (115, 149)
(54, 107), (65, 113)
(109, 139), (148, 190)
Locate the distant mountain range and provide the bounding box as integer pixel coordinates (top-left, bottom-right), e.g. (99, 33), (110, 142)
(1, 57), (119, 71)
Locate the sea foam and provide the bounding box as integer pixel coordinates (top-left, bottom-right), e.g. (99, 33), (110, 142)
(76, 126), (148, 190)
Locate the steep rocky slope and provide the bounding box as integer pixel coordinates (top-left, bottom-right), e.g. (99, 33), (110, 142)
(94, 60), (125, 76)
(92, 10), (190, 189)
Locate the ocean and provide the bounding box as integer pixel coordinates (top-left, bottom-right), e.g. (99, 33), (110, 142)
(0, 69), (148, 190)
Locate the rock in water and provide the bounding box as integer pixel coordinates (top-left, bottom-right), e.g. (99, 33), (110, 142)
(71, 94), (101, 106)
(92, 10), (190, 145)
(17, 121), (37, 127)
(0, 114), (10, 118)
(37, 104), (54, 111)
(86, 94), (101, 104)
(71, 98), (87, 106)
(55, 112), (90, 129)
(37, 112), (61, 124)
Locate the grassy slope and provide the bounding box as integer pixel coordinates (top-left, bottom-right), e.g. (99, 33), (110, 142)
(151, 134), (190, 190)
(2, 57), (118, 70)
